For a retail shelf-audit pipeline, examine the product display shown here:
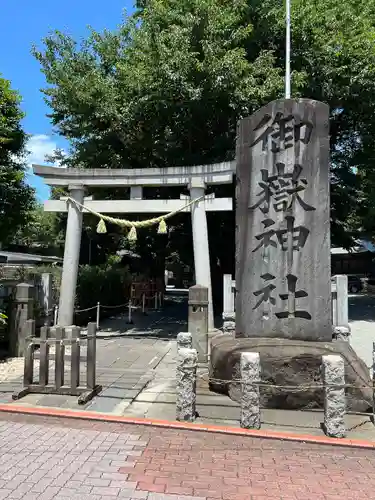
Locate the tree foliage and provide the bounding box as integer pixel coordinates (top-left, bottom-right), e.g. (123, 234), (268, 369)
(32, 0), (375, 254)
(10, 204), (64, 255)
(33, 0), (283, 170)
(0, 76), (35, 246)
(246, 0), (375, 244)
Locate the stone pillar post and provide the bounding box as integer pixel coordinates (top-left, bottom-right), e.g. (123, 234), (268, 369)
(190, 180), (213, 330)
(240, 352), (261, 429)
(332, 275), (350, 341)
(58, 185), (85, 327)
(322, 354), (346, 438)
(331, 278), (337, 327)
(176, 347), (197, 422)
(222, 274), (235, 334)
(177, 331), (192, 351)
(188, 285), (209, 364)
(10, 283), (34, 357)
(41, 273), (53, 323)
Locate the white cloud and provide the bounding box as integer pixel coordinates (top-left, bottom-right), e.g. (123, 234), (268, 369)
(26, 134), (65, 168)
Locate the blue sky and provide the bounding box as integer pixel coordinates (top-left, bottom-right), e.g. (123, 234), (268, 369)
(1, 0), (134, 201)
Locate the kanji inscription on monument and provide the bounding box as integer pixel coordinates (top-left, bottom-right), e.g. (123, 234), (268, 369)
(236, 99), (331, 341)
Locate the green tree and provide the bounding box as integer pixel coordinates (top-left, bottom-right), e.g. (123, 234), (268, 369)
(32, 0), (375, 254)
(0, 76), (35, 246)
(33, 0), (283, 170)
(245, 0), (375, 245)
(10, 204), (64, 255)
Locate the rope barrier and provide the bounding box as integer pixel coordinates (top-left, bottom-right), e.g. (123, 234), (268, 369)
(143, 373), (375, 391)
(206, 379), (373, 391)
(80, 296), (160, 312)
(67, 194), (205, 241)
(195, 369), (375, 390)
(70, 292), (162, 329)
(49, 275), (163, 327)
(100, 303), (129, 309)
(74, 305), (98, 313)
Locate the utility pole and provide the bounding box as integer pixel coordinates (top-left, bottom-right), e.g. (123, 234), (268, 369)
(285, 0), (291, 99)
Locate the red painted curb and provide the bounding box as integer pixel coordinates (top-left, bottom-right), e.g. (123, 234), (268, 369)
(0, 403), (374, 449)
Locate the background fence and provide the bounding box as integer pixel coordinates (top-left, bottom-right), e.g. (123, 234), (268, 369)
(0, 263), (165, 356)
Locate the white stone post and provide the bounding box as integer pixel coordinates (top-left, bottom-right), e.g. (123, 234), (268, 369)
(322, 354), (346, 438)
(240, 352), (261, 429)
(96, 302), (100, 330)
(332, 275), (350, 341)
(223, 274), (234, 314)
(126, 299), (133, 324)
(58, 185), (85, 327)
(130, 186), (143, 200)
(222, 274), (235, 334)
(53, 305), (58, 326)
(176, 347), (197, 422)
(177, 332), (192, 351)
(190, 181), (213, 331)
(331, 278), (337, 327)
(41, 273), (53, 318)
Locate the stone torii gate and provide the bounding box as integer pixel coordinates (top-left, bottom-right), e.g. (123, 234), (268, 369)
(33, 162), (234, 330)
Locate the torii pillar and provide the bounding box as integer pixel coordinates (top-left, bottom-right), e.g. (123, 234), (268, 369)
(190, 180), (214, 330)
(58, 185), (84, 326)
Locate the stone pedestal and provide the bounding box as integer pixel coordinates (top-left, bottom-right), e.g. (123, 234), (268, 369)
(209, 335), (371, 412)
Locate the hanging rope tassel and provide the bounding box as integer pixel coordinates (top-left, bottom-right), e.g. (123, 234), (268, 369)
(128, 225), (137, 241)
(67, 194), (205, 239)
(96, 218), (107, 234)
(157, 218), (167, 234)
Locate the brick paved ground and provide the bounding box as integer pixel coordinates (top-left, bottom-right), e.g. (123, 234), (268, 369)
(0, 413), (375, 499)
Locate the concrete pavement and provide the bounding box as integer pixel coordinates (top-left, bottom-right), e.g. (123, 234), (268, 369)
(0, 300), (187, 414)
(3, 330), (375, 442)
(104, 340), (375, 441)
(348, 293), (375, 368)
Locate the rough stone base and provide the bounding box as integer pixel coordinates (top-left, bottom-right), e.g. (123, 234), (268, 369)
(209, 335), (372, 412)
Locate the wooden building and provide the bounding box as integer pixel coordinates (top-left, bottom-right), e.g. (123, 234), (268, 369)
(331, 241), (375, 277)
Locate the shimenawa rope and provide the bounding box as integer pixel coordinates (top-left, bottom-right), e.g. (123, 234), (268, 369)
(67, 195), (205, 241)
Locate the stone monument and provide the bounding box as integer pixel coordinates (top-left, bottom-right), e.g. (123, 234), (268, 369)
(236, 99), (330, 341)
(210, 98), (372, 411)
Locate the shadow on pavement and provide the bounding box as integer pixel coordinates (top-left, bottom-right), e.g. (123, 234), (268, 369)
(349, 294), (375, 322)
(92, 294), (189, 340)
